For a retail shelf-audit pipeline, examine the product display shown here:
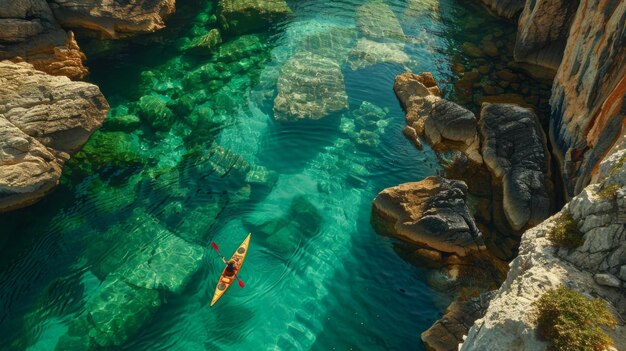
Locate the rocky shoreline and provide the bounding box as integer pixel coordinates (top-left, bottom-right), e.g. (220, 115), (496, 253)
(370, 0), (625, 349)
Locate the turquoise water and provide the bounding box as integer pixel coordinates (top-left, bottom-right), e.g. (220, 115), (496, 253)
(0, 1), (523, 350)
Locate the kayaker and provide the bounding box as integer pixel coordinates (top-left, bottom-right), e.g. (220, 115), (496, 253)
(222, 258), (238, 276)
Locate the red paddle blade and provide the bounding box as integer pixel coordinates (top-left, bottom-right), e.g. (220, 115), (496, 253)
(211, 242), (219, 252)
(238, 280), (245, 288)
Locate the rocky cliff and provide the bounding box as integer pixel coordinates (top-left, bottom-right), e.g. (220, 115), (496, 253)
(0, 61), (108, 212)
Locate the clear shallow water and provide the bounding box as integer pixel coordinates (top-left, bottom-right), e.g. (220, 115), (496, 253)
(0, 0), (518, 350)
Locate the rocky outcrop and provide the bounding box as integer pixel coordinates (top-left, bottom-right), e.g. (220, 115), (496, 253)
(479, 0), (525, 20)
(218, 0), (291, 35)
(479, 103), (552, 231)
(514, 0), (579, 70)
(461, 142), (626, 350)
(550, 0), (626, 198)
(394, 72), (481, 164)
(274, 52), (348, 121)
(0, 0), (87, 79)
(47, 0), (176, 38)
(0, 61), (108, 212)
(371, 176), (486, 258)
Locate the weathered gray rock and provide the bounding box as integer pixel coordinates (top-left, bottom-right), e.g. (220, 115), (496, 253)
(479, 0), (525, 19)
(479, 103), (551, 231)
(356, 0), (405, 40)
(594, 273), (621, 288)
(514, 0), (579, 70)
(550, 0), (626, 197)
(394, 72), (481, 164)
(47, 0), (176, 38)
(0, 0), (87, 79)
(347, 38), (410, 70)
(274, 52), (348, 121)
(218, 0), (291, 35)
(461, 142), (626, 350)
(0, 61), (108, 212)
(371, 176), (485, 257)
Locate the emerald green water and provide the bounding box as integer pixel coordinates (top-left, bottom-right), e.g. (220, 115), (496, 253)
(0, 1), (522, 350)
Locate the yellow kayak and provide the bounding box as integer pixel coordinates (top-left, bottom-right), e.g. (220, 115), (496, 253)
(210, 233), (251, 307)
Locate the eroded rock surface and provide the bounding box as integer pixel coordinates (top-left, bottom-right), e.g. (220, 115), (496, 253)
(371, 176), (485, 257)
(514, 0), (579, 70)
(48, 0), (176, 38)
(274, 52), (348, 121)
(479, 103), (551, 231)
(550, 0), (626, 197)
(0, 61), (108, 212)
(0, 0), (87, 79)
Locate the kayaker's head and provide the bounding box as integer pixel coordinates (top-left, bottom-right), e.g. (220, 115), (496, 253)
(228, 259), (236, 265)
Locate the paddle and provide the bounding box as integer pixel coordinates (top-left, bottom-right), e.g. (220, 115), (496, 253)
(211, 242), (245, 288)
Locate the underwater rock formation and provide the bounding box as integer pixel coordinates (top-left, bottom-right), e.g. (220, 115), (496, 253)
(47, 0), (176, 38)
(347, 38), (410, 70)
(274, 52), (348, 121)
(0, 0), (87, 79)
(296, 26), (358, 62)
(549, 0), (626, 198)
(461, 143), (626, 350)
(479, 103), (551, 231)
(0, 61), (108, 212)
(218, 0), (292, 35)
(479, 0), (525, 19)
(356, 0), (405, 40)
(514, 0), (579, 70)
(371, 176), (485, 258)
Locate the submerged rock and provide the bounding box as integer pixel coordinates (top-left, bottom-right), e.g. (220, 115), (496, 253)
(478, 103), (551, 231)
(0, 61), (108, 212)
(479, 0), (525, 19)
(371, 176), (485, 257)
(296, 26), (358, 62)
(347, 38), (410, 70)
(274, 52), (348, 121)
(185, 28), (222, 55)
(218, 0), (292, 35)
(47, 0), (176, 38)
(137, 94), (175, 131)
(356, 0), (405, 40)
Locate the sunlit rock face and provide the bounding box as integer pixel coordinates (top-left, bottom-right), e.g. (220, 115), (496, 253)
(0, 61), (108, 212)
(273, 52), (348, 121)
(550, 0), (626, 198)
(514, 0), (579, 70)
(479, 0), (525, 19)
(0, 0), (88, 79)
(47, 0), (176, 38)
(479, 103), (552, 232)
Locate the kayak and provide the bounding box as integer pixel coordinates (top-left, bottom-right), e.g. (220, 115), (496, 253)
(210, 233), (251, 307)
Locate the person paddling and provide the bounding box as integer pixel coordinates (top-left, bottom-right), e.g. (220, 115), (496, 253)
(222, 258), (238, 276)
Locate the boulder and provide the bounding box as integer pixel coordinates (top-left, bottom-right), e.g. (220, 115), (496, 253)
(0, 0), (87, 79)
(347, 38), (410, 70)
(479, 0), (525, 19)
(47, 0), (176, 38)
(371, 176), (485, 257)
(394, 72), (481, 165)
(550, 0), (626, 197)
(0, 61), (108, 212)
(218, 0), (291, 35)
(296, 26), (358, 62)
(274, 52), (348, 121)
(514, 0), (580, 70)
(478, 103), (551, 231)
(356, 0), (405, 40)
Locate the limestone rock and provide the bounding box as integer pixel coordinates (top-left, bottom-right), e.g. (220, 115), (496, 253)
(356, 0), (405, 40)
(514, 0), (579, 70)
(218, 0), (292, 35)
(478, 103), (551, 231)
(347, 38), (410, 70)
(0, 0), (87, 79)
(48, 0), (176, 38)
(274, 52), (348, 121)
(550, 0), (626, 197)
(371, 176), (485, 257)
(479, 0), (525, 19)
(0, 61), (108, 212)
(394, 72), (481, 165)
